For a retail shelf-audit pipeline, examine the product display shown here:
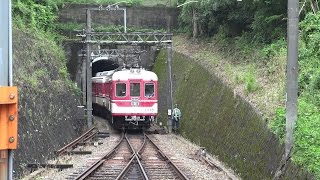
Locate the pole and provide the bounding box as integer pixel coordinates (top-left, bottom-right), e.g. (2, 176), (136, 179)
(0, 1), (13, 179)
(9, 0), (13, 87)
(0, 151), (8, 180)
(86, 9), (93, 128)
(82, 55), (87, 105)
(285, 0), (299, 157)
(8, 1), (14, 179)
(8, 150), (13, 180)
(124, 8), (127, 33)
(273, 1), (299, 179)
(167, 44), (173, 133)
(0, 0), (10, 86)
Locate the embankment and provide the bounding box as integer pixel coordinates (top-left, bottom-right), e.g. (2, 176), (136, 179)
(154, 50), (312, 179)
(13, 28), (84, 177)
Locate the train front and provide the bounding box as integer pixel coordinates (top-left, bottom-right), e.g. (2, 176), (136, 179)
(111, 68), (158, 129)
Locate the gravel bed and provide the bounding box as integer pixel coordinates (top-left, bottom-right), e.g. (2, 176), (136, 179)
(21, 116), (239, 180)
(21, 117), (121, 180)
(152, 134), (240, 180)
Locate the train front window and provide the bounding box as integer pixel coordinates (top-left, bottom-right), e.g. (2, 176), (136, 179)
(116, 83), (126, 97)
(145, 83), (154, 97)
(130, 83), (140, 97)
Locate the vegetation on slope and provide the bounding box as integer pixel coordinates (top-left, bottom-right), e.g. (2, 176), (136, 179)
(61, 0), (176, 6)
(12, 0), (83, 176)
(177, 0), (320, 177)
(154, 50), (312, 179)
(12, 0), (78, 92)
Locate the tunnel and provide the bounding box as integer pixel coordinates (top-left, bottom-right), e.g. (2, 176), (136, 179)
(91, 56), (120, 77)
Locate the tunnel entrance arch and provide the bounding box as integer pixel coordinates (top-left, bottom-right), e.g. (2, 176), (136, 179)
(91, 56), (119, 77)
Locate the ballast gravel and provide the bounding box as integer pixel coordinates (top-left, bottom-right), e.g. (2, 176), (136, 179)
(152, 134), (240, 180)
(21, 117), (121, 180)
(21, 118), (239, 180)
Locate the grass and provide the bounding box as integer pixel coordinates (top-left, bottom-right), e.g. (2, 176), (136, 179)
(141, 0), (176, 7)
(173, 34), (286, 120)
(172, 33), (317, 178)
(154, 49), (311, 179)
(62, 0), (176, 7)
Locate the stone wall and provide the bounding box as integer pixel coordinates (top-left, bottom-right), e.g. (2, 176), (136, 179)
(13, 28), (84, 177)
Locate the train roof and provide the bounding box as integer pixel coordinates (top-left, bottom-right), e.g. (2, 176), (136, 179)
(112, 68), (158, 81)
(92, 75), (111, 83)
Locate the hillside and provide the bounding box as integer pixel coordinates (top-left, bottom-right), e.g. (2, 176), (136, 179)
(12, 27), (83, 177)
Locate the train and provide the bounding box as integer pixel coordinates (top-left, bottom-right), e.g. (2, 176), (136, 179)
(92, 67), (158, 129)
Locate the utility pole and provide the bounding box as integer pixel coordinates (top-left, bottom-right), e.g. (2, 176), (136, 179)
(274, 0), (299, 178)
(177, 1), (199, 40)
(0, 0), (18, 179)
(285, 0), (299, 158)
(86, 9), (93, 128)
(167, 44), (173, 133)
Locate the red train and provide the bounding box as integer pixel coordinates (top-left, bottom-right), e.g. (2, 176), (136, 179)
(92, 68), (158, 129)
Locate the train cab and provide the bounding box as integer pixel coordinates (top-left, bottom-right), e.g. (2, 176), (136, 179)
(92, 68), (158, 129)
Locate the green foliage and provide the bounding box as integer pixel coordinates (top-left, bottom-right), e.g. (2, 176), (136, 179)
(177, 0), (320, 178)
(294, 99), (320, 178)
(299, 12), (320, 99)
(12, 0), (80, 95)
(261, 38), (287, 58)
(12, 0), (61, 31)
(235, 67), (259, 93)
(244, 73), (258, 93)
(179, 0), (287, 43)
(63, 0), (142, 6)
(154, 50), (312, 179)
(57, 22), (165, 33)
(141, 0), (177, 7)
(272, 99), (320, 178)
(269, 107), (286, 140)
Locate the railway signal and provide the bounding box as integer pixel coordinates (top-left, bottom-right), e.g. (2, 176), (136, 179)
(0, 0), (18, 180)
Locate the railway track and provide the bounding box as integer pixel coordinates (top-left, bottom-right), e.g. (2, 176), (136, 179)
(70, 132), (189, 180)
(137, 134), (189, 179)
(55, 127), (99, 156)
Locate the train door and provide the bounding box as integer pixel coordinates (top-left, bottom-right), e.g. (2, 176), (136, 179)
(129, 80), (141, 107)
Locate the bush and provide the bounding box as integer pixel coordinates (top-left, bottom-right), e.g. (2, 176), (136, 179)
(271, 98), (320, 178)
(294, 99), (320, 178)
(13, 0), (60, 31)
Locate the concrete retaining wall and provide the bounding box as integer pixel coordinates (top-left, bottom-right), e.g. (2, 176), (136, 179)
(154, 50), (313, 179)
(59, 4), (180, 30)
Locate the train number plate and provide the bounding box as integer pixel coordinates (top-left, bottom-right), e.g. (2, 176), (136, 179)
(131, 97), (139, 107)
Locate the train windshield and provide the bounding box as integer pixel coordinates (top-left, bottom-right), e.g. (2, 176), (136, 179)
(130, 83), (140, 97)
(116, 83), (126, 97)
(145, 83), (154, 98)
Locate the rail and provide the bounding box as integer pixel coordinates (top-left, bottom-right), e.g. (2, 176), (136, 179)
(75, 133), (124, 180)
(115, 133), (148, 180)
(55, 127), (98, 156)
(144, 133), (189, 180)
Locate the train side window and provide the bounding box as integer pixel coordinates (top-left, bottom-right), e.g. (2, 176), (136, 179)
(116, 83), (126, 97)
(145, 83), (154, 98)
(130, 83), (140, 97)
